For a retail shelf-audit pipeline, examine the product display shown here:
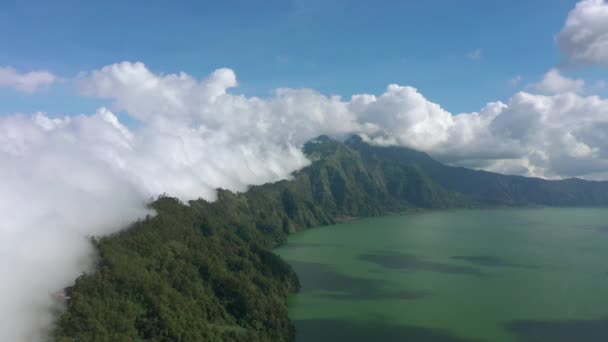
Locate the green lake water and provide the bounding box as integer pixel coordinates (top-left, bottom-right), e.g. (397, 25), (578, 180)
(274, 208), (608, 342)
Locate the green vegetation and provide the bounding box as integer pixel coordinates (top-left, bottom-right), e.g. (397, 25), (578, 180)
(53, 135), (608, 341)
(53, 196), (300, 341)
(344, 135), (608, 206)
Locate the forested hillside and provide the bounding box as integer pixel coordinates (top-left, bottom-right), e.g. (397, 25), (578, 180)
(345, 135), (608, 206)
(53, 135), (608, 341)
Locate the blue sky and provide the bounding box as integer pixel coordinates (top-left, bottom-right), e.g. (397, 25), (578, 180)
(0, 0), (606, 116)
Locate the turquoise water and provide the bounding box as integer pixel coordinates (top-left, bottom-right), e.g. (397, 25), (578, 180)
(275, 208), (608, 342)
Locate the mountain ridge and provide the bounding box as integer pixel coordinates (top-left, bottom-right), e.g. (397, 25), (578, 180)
(53, 135), (608, 341)
(344, 134), (608, 206)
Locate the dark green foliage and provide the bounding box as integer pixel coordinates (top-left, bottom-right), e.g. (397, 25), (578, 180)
(53, 197), (300, 341)
(53, 135), (608, 341)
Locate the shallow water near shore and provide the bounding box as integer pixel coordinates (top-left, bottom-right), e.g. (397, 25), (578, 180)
(275, 208), (608, 342)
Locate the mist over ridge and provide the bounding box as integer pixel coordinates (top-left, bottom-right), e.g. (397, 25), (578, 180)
(3, 57), (608, 340)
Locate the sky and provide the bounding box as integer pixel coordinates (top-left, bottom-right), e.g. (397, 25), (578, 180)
(1, 0), (606, 115)
(2, 1), (608, 340)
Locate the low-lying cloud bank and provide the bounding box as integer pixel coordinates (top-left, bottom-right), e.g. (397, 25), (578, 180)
(2, 59), (608, 340)
(79, 61), (608, 180)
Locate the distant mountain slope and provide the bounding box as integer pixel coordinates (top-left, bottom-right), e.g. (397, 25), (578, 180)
(344, 135), (608, 206)
(53, 136), (608, 341)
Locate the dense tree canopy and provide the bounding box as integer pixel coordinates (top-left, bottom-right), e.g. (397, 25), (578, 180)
(53, 135), (608, 341)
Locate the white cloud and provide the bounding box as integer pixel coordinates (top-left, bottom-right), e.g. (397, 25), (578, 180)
(78, 61), (364, 146)
(532, 68), (585, 94)
(485, 92), (608, 177)
(356, 88), (608, 179)
(4, 61), (608, 340)
(556, 0), (608, 66)
(345, 82), (608, 180)
(0, 66), (57, 93)
(0, 62), (366, 341)
(351, 84), (455, 151)
(467, 48), (483, 61)
(0, 110), (152, 341)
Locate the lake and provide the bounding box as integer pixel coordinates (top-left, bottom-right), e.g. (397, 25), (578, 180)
(275, 208), (608, 342)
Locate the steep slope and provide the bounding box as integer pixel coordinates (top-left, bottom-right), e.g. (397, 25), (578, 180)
(300, 135), (470, 213)
(53, 136), (608, 341)
(345, 135), (608, 206)
(53, 197), (301, 342)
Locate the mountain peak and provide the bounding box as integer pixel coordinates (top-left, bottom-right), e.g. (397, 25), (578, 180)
(310, 135), (333, 143)
(303, 135), (341, 157)
(344, 134), (364, 145)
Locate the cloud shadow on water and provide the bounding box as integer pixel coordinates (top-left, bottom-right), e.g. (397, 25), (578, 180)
(282, 242), (341, 249)
(505, 319), (608, 342)
(294, 319), (479, 342)
(450, 255), (538, 269)
(288, 260), (430, 300)
(575, 224), (608, 235)
(359, 253), (484, 276)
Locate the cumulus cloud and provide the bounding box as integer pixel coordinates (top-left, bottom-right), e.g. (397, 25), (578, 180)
(0, 62), (367, 341)
(556, 0), (608, 66)
(0, 66), (57, 93)
(486, 92), (608, 177)
(355, 85), (608, 179)
(79, 61), (604, 182)
(4, 61), (608, 340)
(78, 61), (365, 146)
(351, 84), (456, 151)
(532, 68), (585, 94)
